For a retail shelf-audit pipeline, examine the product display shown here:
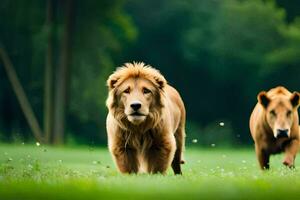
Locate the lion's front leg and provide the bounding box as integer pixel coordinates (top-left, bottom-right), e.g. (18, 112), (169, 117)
(145, 136), (176, 174)
(283, 139), (299, 168)
(111, 146), (139, 174)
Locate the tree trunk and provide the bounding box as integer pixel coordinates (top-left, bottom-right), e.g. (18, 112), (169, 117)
(44, 0), (54, 144)
(0, 46), (44, 143)
(53, 0), (73, 144)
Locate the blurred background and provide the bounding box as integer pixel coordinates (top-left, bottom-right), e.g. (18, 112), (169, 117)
(0, 0), (299, 147)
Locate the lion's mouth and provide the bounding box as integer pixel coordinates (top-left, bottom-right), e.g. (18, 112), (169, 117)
(129, 112), (146, 117)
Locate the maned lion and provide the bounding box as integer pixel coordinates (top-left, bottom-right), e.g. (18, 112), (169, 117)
(249, 86), (300, 169)
(105, 62), (186, 175)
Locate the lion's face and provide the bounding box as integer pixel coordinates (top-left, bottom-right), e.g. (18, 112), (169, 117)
(106, 63), (166, 128)
(258, 91), (300, 138)
(117, 77), (156, 125)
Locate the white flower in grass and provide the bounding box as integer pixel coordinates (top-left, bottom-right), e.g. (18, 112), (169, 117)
(93, 161), (101, 165)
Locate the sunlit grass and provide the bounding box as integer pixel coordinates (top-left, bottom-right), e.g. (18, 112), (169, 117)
(1, 143), (300, 199)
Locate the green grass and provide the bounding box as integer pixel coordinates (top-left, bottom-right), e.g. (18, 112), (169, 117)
(1, 144), (300, 199)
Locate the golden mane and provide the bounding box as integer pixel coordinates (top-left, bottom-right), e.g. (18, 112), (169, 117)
(107, 62), (167, 90)
(106, 62), (165, 132)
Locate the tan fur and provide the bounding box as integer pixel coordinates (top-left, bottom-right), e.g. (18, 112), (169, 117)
(106, 62), (186, 174)
(249, 86), (300, 169)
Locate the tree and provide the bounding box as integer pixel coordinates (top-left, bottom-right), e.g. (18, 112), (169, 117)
(0, 0), (137, 144)
(44, 0), (54, 143)
(53, 0), (74, 144)
(0, 46), (44, 143)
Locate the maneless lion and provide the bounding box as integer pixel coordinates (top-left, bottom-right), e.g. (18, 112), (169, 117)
(106, 62), (186, 174)
(249, 86), (300, 169)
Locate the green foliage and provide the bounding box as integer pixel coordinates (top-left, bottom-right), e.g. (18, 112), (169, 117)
(69, 1), (137, 143)
(212, 0), (285, 67)
(266, 18), (300, 67)
(276, 0), (300, 22)
(1, 0), (300, 145)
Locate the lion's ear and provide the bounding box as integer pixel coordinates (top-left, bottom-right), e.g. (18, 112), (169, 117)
(107, 75), (119, 90)
(154, 76), (167, 90)
(257, 91), (270, 108)
(290, 92), (300, 108)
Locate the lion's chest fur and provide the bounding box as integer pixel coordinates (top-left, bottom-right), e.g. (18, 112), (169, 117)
(123, 130), (156, 173)
(124, 130), (153, 150)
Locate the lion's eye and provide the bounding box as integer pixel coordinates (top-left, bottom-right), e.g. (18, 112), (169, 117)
(143, 88), (151, 94)
(124, 88), (130, 94)
(287, 110), (292, 117)
(270, 110), (276, 117)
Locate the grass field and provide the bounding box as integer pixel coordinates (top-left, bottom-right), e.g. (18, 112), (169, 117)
(1, 143), (300, 199)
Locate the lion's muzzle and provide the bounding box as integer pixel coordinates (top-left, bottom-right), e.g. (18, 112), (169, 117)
(275, 129), (289, 139)
(130, 101), (142, 111)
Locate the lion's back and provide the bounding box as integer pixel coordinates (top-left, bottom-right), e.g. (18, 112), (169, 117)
(164, 85), (186, 132)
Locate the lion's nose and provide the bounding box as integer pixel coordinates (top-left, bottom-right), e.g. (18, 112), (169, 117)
(276, 129), (289, 138)
(130, 102), (142, 111)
